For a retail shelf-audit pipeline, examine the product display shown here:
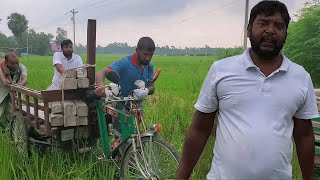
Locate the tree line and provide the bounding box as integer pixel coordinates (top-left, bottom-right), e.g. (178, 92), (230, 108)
(0, 13), (237, 56)
(0, 0), (319, 87)
(283, 1), (320, 86)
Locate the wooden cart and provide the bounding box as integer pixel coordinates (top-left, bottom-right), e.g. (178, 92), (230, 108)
(9, 20), (98, 154)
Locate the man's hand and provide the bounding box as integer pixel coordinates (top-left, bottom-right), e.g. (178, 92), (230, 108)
(17, 75), (27, 86)
(95, 86), (106, 97)
(133, 88), (149, 100)
(2, 79), (11, 87)
(104, 88), (113, 100)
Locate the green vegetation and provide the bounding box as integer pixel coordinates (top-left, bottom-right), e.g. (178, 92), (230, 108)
(284, 2), (320, 87)
(0, 54), (303, 179)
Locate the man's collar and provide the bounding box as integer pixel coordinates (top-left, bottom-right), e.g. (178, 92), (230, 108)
(132, 52), (138, 66)
(63, 53), (73, 61)
(243, 48), (289, 72)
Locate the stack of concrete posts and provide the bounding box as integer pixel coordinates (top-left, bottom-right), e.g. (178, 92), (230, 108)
(49, 67), (90, 141)
(315, 89), (320, 112)
(62, 67), (90, 90)
(49, 100), (89, 141)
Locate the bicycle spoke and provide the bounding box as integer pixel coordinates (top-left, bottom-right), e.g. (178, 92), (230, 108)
(121, 137), (179, 179)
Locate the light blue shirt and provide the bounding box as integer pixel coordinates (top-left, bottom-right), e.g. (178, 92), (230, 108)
(195, 49), (319, 179)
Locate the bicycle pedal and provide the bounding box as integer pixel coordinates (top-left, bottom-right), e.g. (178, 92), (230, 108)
(78, 147), (91, 153)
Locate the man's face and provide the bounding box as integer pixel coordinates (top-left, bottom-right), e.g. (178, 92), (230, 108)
(5, 56), (19, 71)
(248, 12), (287, 60)
(137, 48), (154, 66)
(62, 44), (73, 58)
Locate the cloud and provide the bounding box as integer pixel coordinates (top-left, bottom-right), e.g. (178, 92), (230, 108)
(0, 0), (310, 48)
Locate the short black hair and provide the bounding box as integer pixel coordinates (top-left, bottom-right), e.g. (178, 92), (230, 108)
(137, 37), (155, 51)
(61, 39), (73, 49)
(249, 1), (291, 28)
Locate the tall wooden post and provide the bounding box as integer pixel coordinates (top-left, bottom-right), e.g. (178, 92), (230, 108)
(87, 19), (96, 88)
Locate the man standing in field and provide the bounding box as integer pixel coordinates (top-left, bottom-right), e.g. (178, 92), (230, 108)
(0, 53), (27, 126)
(49, 39), (83, 90)
(95, 36), (156, 102)
(95, 37), (156, 137)
(176, 1), (318, 179)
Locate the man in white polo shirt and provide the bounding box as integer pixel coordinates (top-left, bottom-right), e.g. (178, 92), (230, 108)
(176, 1), (318, 180)
(49, 39), (83, 90)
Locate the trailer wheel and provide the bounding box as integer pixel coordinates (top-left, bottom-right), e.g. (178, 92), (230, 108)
(11, 112), (30, 158)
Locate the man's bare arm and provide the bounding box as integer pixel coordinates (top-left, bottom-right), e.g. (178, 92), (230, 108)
(54, 64), (65, 74)
(293, 117), (315, 180)
(175, 110), (216, 179)
(0, 68), (10, 87)
(95, 67), (112, 96)
(17, 75), (27, 86)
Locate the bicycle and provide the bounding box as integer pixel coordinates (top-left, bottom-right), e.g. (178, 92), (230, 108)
(92, 69), (180, 179)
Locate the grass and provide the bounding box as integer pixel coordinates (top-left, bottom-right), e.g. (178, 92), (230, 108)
(0, 54), (304, 179)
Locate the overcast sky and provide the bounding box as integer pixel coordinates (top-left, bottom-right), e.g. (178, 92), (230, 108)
(0, 0), (310, 48)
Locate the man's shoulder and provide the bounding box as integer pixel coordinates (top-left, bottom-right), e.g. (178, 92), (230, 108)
(116, 55), (131, 64)
(53, 52), (64, 60)
(213, 54), (243, 69)
(19, 63), (27, 75)
(19, 63), (26, 68)
(148, 61), (154, 67)
(110, 55), (130, 69)
(53, 52), (63, 56)
(73, 53), (82, 59)
(284, 56), (310, 78)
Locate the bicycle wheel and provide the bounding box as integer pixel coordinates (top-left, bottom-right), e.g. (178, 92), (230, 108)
(120, 136), (180, 179)
(10, 112), (30, 158)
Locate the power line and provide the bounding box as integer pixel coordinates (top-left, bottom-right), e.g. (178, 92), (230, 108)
(33, 13), (69, 30)
(172, 0), (242, 25)
(80, 0), (124, 13)
(148, 0), (242, 37)
(77, 0), (115, 11)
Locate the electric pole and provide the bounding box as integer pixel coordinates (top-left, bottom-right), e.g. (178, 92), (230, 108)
(243, 0), (249, 50)
(70, 9), (78, 51)
(26, 28), (29, 54)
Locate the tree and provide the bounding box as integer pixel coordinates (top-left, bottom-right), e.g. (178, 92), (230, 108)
(283, 1), (320, 86)
(19, 29), (53, 55)
(56, 27), (68, 46)
(0, 32), (16, 52)
(7, 13), (28, 54)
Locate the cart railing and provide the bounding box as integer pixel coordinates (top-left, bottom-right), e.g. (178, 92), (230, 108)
(10, 84), (88, 136)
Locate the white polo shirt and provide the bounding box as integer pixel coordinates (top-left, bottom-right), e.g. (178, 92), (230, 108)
(50, 52), (83, 89)
(195, 49), (319, 179)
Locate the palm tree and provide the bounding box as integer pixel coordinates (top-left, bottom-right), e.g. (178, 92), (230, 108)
(7, 13), (28, 54)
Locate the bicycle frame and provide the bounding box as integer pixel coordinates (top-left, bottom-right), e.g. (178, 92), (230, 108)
(96, 97), (152, 158)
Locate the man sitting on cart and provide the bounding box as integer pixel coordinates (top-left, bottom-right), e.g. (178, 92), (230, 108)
(0, 53), (27, 127)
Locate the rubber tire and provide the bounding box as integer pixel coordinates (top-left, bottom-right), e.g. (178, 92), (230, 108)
(120, 136), (180, 179)
(10, 112), (30, 158)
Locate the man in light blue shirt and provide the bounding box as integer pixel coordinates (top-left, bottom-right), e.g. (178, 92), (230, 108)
(176, 1), (318, 179)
